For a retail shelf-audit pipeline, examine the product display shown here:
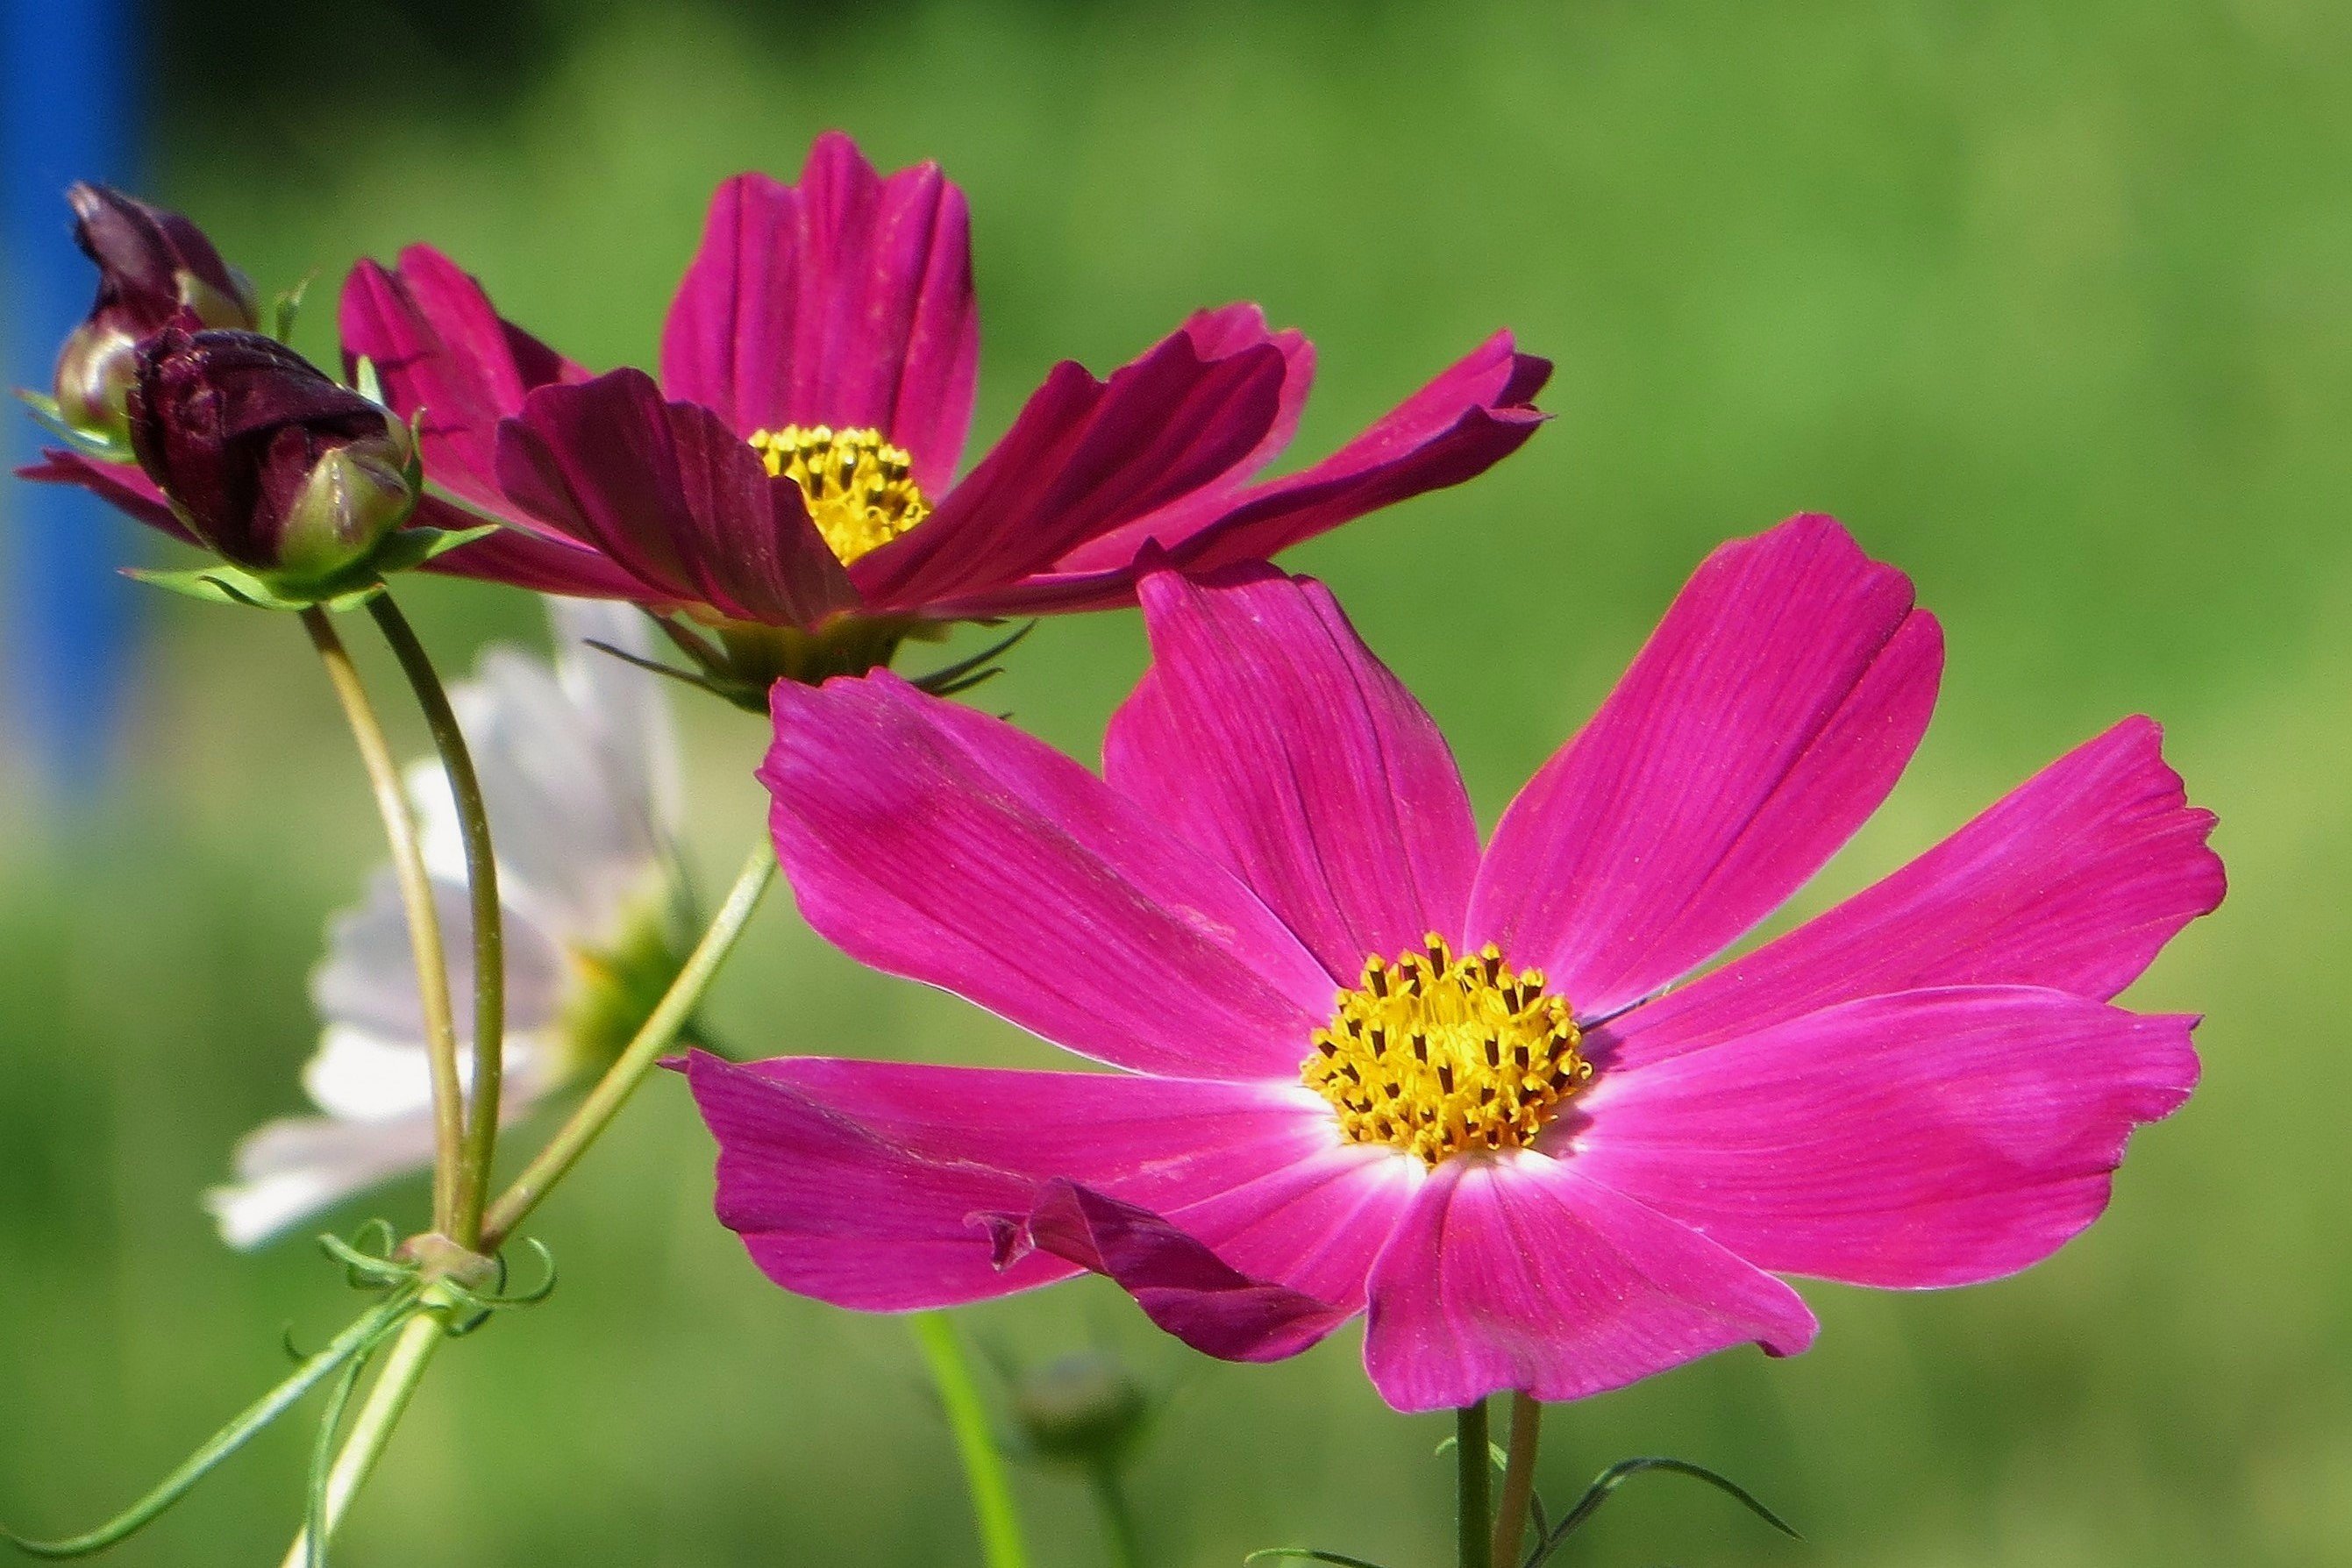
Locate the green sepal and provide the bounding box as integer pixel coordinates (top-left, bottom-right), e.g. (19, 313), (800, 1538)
(13, 388), (135, 464)
(272, 274), (316, 346)
(1520, 1456), (1799, 1568)
(122, 524), (496, 613)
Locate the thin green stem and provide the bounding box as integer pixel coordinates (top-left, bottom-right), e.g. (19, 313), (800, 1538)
(1086, 1464), (1143, 1568)
(1, 1288), (419, 1558)
(1458, 1401), (1493, 1568)
(366, 593), (503, 1248)
(1490, 1393), (1542, 1568)
(479, 841), (775, 1249)
(301, 606), (464, 1232)
(908, 1313), (1030, 1568)
(277, 1303), (448, 1568)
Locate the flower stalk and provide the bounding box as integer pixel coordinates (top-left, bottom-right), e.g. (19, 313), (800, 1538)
(299, 606), (465, 1231)
(1490, 1394), (1542, 1568)
(366, 591), (504, 1247)
(480, 839), (776, 1249)
(1457, 1400), (1492, 1568)
(279, 1301), (450, 1568)
(908, 1313), (1030, 1568)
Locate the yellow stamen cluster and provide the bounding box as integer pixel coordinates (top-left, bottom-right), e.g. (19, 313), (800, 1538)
(748, 424), (930, 565)
(1303, 933), (1590, 1166)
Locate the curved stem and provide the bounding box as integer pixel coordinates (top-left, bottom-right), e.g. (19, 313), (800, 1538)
(301, 606), (464, 1231)
(1086, 1464), (1143, 1568)
(367, 593), (503, 1248)
(0, 1288), (419, 1558)
(277, 1301), (448, 1568)
(908, 1313), (1030, 1568)
(479, 841), (775, 1250)
(1458, 1400), (1492, 1568)
(1490, 1393), (1542, 1568)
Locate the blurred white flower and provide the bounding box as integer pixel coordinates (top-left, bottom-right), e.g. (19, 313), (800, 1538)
(207, 598), (687, 1248)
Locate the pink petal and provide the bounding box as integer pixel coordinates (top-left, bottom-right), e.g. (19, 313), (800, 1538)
(18, 449), (192, 542)
(659, 133), (979, 493)
(338, 246), (586, 512)
(1105, 565), (1481, 980)
(762, 670), (1336, 1080)
(414, 495), (658, 599)
(848, 322), (1293, 615)
(1362, 1156), (1818, 1412)
(962, 332), (1551, 617)
(1467, 514), (1943, 1017)
(1597, 717), (2226, 1071)
(987, 1180), (1359, 1362)
(495, 368), (859, 624)
(689, 1052), (1401, 1324)
(1572, 987), (2199, 1287)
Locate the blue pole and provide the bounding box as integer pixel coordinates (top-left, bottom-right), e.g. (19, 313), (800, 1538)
(2, 0), (139, 798)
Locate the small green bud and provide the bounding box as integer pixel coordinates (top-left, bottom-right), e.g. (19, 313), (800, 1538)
(274, 438), (418, 585)
(1009, 1352), (1151, 1470)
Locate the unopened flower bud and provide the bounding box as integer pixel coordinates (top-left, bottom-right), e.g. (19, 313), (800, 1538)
(50, 182), (257, 441)
(127, 327), (417, 584)
(1009, 1352), (1151, 1470)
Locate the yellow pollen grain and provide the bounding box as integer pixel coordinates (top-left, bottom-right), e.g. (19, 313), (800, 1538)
(748, 424), (930, 565)
(1302, 932), (1590, 1166)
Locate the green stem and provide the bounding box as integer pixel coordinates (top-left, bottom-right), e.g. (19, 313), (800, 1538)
(301, 606), (465, 1232)
(367, 592), (503, 1249)
(908, 1313), (1030, 1568)
(1490, 1393), (1542, 1568)
(479, 841), (775, 1250)
(277, 1302), (449, 1568)
(1458, 1400), (1492, 1568)
(1086, 1463), (1143, 1568)
(1, 1289), (420, 1558)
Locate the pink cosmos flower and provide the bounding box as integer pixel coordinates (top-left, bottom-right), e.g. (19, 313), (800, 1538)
(312, 132), (1546, 673)
(690, 515), (2222, 1412)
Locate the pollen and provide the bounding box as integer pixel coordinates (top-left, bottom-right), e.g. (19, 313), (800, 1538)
(748, 424), (930, 565)
(1302, 933), (1590, 1166)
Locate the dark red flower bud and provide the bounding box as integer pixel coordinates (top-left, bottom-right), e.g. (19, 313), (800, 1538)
(126, 327), (417, 583)
(51, 183), (258, 438)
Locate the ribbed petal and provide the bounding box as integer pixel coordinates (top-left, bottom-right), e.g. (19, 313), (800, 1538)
(963, 333), (1551, 617)
(1467, 515), (1942, 1017)
(1362, 1155), (1818, 1412)
(848, 322), (1293, 614)
(339, 246), (585, 512)
(659, 133), (979, 492)
(688, 1052), (1388, 1314)
(987, 1180), (1363, 1362)
(1105, 565), (1480, 981)
(763, 671), (1334, 1079)
(18, 450), (192, 542)
(495, 368), (858, 625)
(1595, 717), (2225, 1072)
(1572, 987), (2199, 1287)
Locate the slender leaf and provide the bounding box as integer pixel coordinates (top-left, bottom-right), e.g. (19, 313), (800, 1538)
(1522, 1457), (1798, 1568)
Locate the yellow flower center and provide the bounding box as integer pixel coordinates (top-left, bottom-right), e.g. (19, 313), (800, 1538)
(748, 424), (930, 565)
(1303, 933), (1590, 1166)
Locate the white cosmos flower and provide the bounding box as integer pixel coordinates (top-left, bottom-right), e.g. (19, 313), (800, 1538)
(207, 598), (687, 1249)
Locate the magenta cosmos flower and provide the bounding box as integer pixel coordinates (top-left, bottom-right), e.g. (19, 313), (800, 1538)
(689, 515), (2222, 1412)
(316, 132), (1547, 685)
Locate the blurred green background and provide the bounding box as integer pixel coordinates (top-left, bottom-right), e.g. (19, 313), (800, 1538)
(3, 0), (2346, 1563)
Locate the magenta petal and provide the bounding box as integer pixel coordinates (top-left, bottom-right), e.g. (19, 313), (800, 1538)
(849, 322), (1293, 615)
(966, 332), (1550, 617)
(1467, 514), (1943, 1016)
(1599, 717), (2226, 1070)
(338, 246), (585, 513)
(18, 449), (192, 542)
(495, 368), (858, 624)
(1573, 987), (2199, 1287)
(413, 497), (655, 599)
(989, 1180), (1358, 1363)
(1105, 565), (1481, 980)
(659, 133), (979, 491)
(762, 670), (1336, 1079)
(688, 1051), (1073, 1309)
(1362, 1157), (1818, 1412)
